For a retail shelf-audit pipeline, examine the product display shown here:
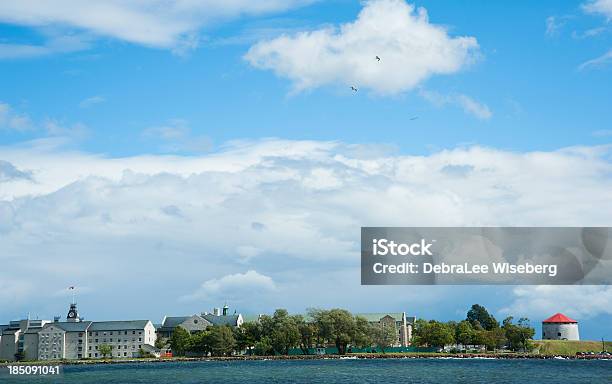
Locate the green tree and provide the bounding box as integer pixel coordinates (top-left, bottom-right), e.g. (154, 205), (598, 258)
(310, 308), (356, 355)
(414, 320), (454, 348)
(234, 321), (262, 354)
(502, 317), (535, 352)
(353, 316), (373, 350)
(98, 344), (112, 359)
(295, 315), (318, 355)
(455, 320), (475, 346)
(467, 304), (498, 331)
(208, 325), (236, 356)
(154, 336), (168, 350)
(170, 326), (191, 356)
(371, 322), (397, 353)
(253, 337), (274, 356)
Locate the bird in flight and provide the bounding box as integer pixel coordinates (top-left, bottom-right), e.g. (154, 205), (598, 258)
(351, 86), (358, 92)
(409, 116), (419, 121)
(376, 56), (381, 62)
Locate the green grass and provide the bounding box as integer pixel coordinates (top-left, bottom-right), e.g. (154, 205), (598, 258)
(533, 340), (611, 355)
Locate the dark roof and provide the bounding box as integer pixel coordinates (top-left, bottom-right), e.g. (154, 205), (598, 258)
(161, 316), (189, 328)
(56, 321), (92, 332)
(202, 314), (240, 327)
(90, 320), (151, 331)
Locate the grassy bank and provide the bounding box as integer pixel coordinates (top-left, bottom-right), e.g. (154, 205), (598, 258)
(533, 340), (611, 356)
(1, 350), (611, 366)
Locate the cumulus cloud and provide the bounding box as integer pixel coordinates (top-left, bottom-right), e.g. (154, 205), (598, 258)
(1, 139), (612, 320)
(0, 0), (315, 53)
(181, 270), (276, 302)
(420, 90), (492, 119)
(245, 0), (480, 94)
(583, 0), (612, 19)
(500, 285), (612, 320)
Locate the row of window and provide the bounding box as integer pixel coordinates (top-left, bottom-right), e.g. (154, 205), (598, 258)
(88, 330), (141, 336)
(88, 338), (142, 343)
(88, 345), (141, 350)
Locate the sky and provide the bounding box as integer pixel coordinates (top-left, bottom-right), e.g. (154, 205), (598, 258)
(0, 0), (611, 340)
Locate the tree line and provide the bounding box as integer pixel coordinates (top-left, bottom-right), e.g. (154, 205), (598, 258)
(168, 308), (397, 356)
(166, 304), (535, 356)
(414, 304), (535, 351)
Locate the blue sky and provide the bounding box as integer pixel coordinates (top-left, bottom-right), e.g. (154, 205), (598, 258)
(1, 0), (612, 340)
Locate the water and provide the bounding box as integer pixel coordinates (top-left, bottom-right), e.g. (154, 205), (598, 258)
(2, 358), (610, 384)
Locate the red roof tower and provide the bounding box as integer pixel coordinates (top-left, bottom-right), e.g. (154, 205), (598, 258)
(542, 313), (577, 323)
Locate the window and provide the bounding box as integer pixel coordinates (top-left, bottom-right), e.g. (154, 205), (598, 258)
(89, 353), (92, 357)
(79, 333), (83, 337)
(132, 331), (135, 335)
(110, 332), (113, 335)
(95, 339), (98, 342)
(124, 352), (127, 356)
(558, 332), (562, 337)
(138, 338), (142, 342)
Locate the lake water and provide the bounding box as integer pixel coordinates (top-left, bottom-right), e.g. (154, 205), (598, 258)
(2, 358), (611, 384)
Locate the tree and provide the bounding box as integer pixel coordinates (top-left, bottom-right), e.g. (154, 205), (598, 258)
(353, 316), (373, 349)
(208, 325), (236, 356)
(414, 320), (454, 348)
(310, 308), (356, 355)
(259, 309), (300, 355)
(295, 315), (318, 355)
(234, 321), (262, 354)
(502, 317), (535, 352)
(154, 336), (168, 350)
(254, 337), (273, 356)
(98, 344), (112, 359)
(170, 326), (191, 356)
(455, 320), (475, 346)
(467, 304), (498, 331)
(371, 322), (397, 353)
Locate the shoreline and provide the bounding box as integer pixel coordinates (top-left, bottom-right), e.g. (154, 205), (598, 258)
(2, 353), (610, 366)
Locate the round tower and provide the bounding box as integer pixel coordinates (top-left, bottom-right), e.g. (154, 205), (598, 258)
(542, 313), (579, 340)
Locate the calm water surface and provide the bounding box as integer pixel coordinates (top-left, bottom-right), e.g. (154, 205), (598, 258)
(2, 358), (611, 384)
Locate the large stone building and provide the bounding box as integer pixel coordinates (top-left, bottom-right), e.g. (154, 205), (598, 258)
(356, 312), (415, 347)
(542, 313), (579, 341)
(1, 303), (157, 361)
(0, 319), (50, 361)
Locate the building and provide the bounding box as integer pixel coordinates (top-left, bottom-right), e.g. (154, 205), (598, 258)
(158, 304), (243, 340)
(0, 319), (50, 361)
(87, 320), (156, 359)
(41, 303), (158, 360)
(201, 305), (243, 328)
(356, 312), (415, 347)
(542, 313), (579, 341)
(157, 314), (212, 338)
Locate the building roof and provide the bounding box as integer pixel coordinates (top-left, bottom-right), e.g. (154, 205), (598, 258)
(355, 313), (405, 322)
(202, 313), (240, 327)
(542, 313), (577, 323)
(55, 321), (92, 332)
(89, 320), (151, 331)
(160, 316), (189, 329)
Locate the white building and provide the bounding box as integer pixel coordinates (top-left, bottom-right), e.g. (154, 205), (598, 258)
(15, 303), (158, 361)
(542, 313), (579, 341)
(0, 319), (50, 361)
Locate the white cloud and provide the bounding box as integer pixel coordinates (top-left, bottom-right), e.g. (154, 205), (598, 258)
(420, 90), (492, 119)
(1, 139), (612, 319)
(583, 0), (612, 19)
(181, 270), (276, 302)
(500, 286), (612, 320)
(0, 34), (91, 59)
(545, 16), (571, 37)
(245, 0), (480, 94)
(578, 49), (612, 70)
(79, 96), (105, 109)
(0, 102), (33, 131)
(0, 0), (315, 53)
